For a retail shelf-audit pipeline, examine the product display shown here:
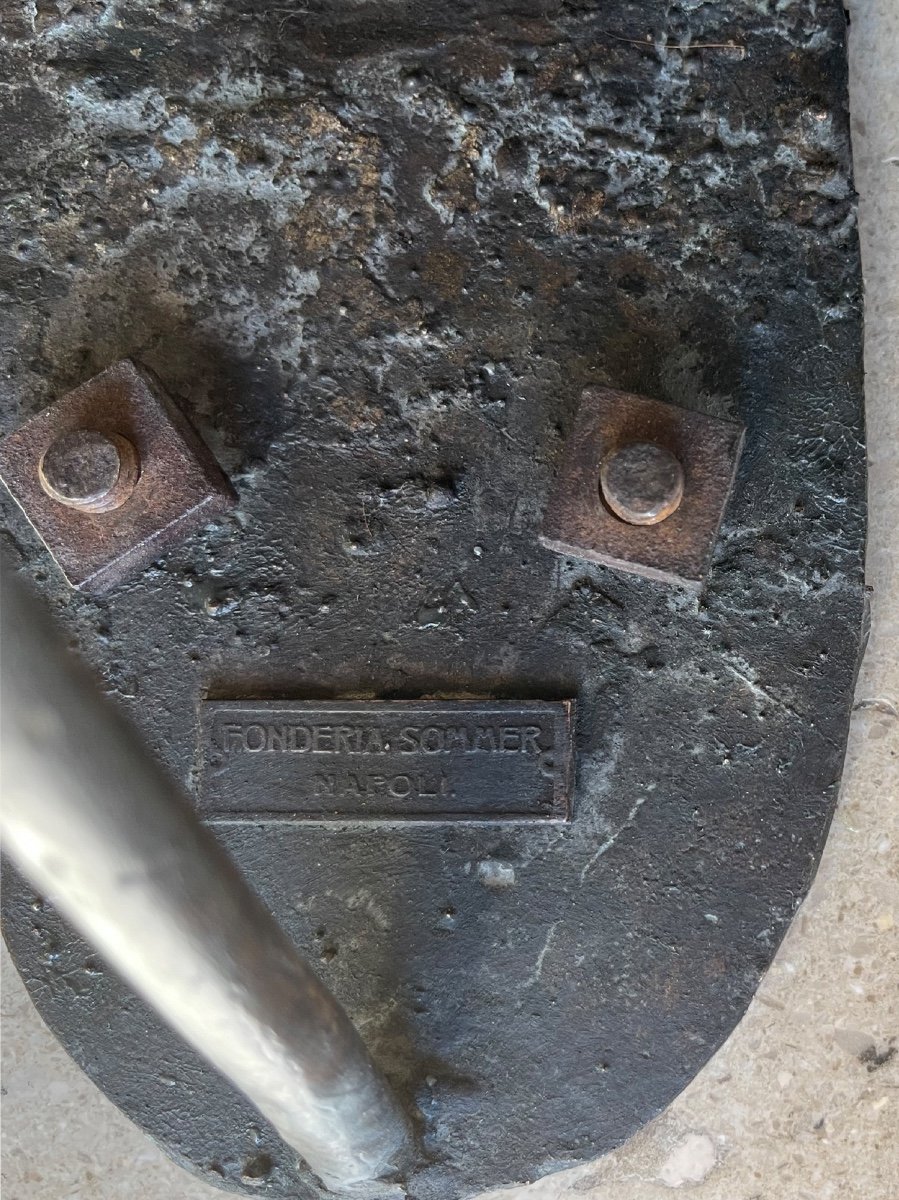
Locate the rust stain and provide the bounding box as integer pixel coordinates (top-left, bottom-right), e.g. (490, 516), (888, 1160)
(540, 387), (744, 589)
(0, 360), (236, 593)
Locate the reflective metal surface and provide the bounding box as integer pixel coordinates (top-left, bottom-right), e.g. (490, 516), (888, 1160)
(0, 567), (412, 1192)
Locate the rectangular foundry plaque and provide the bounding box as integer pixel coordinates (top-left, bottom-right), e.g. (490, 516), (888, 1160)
(199, 700), (574, 821)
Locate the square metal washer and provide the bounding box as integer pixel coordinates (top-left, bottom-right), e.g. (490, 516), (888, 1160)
(0, 360), (236, 593)
(540, 387), (744, 588)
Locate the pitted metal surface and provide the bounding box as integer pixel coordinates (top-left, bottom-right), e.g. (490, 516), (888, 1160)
(0, 2), (866, 1199)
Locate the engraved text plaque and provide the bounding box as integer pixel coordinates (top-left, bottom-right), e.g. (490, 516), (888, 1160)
(199, 700), (574, 821)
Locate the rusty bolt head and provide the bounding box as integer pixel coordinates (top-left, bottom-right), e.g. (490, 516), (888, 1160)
(541, 388), (744, 587)
(600, 441), (685, 526)
(0, 359), (236, 592)
(38, 430), (140, 513)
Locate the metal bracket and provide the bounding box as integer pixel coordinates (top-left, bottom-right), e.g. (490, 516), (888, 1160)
(540, 387), (745, 588)
(0, 360), (235, 593)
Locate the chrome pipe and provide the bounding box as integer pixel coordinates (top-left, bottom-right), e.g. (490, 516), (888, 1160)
(0, 566), (411, 1192)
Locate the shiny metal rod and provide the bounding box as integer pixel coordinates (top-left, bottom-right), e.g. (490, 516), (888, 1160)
(0, 566), (411, 1192)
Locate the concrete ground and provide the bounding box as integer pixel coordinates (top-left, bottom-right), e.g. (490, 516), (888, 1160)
(2, 0), (897, 1196)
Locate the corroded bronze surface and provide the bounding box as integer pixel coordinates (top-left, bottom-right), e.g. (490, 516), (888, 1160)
(0, 2), (866, 1199)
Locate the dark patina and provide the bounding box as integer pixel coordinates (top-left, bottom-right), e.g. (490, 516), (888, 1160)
(0, 2), (865, 1199)
(200, 699), (574, 821)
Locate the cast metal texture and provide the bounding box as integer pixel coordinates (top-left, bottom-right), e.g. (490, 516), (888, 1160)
(0, 3), (866, 1200)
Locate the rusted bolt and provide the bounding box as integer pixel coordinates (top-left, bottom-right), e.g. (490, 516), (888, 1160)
(0, 360), (236, 591)
(600, 441), (684, 526)
(38, 429), (140, 513)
